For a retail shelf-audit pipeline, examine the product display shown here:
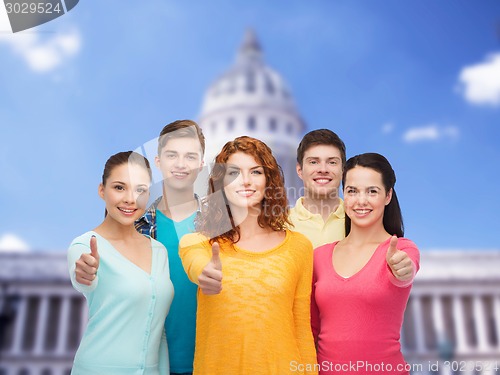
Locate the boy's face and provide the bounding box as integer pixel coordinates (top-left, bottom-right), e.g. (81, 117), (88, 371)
(296, 144), (343, 200)
(155, 137), (204, 192)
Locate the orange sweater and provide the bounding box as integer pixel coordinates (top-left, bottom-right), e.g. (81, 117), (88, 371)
(180, 230), (318, 375)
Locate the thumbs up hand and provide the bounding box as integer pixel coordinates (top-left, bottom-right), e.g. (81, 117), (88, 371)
(198, 242), (223, 295)
(75, 235), (100, 286)
(386, 236), (413, 282)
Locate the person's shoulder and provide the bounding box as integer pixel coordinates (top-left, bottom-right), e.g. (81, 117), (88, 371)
(288, 197), (304, 213)
(396, 237), (419, 252)
(149, 236), (166, 251)
(69, 231), (95, 248)
(334, 198), (345, 217)
(287, 229), (310, 245)
(286, 230), (314, 256)
(314, 241), (337, 258)
(67, 232), (95, 261)
(179, 232), (210, 248)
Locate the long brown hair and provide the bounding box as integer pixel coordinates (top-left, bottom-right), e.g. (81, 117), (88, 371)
(342, 153), (404, 237)
(197, 136), (290, 244)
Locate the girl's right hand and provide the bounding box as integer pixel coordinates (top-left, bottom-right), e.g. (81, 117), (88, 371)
(198, 242), (223, 295)
(75, 235), (100, 286)
(386, 235), (413, 281)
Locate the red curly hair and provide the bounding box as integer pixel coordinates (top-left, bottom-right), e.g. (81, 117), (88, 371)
(197, 136), (290, 244)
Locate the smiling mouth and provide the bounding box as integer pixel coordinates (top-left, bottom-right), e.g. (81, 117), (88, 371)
(118, 207), (137, 215)
(353, 209), (371, 215)
(314, 178), (332, 184)
(236, 190), (256, 197)
(172, 172), (189, 177)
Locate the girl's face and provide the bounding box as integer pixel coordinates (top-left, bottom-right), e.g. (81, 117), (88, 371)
(99, 163), (151, 226)
(223, 152), (266, 210)
(343, 166), (392, 230)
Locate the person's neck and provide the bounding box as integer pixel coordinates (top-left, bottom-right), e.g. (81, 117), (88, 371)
(229, 206), (267, 237)
(94, 218), (139, 242)
(343, 223), (390, 247)
(159, 185), (197, 221)
(302, 193), (340, 222)
(238, 216), (271, 239)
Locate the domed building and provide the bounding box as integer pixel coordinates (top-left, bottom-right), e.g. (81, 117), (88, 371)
(198, 29), (304, 201)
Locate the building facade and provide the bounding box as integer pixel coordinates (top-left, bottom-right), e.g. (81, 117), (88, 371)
(1, 251), (499, 375)
(401, 251), (500, 374)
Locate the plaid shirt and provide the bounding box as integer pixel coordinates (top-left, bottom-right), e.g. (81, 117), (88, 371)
(135, 195), (202, 239)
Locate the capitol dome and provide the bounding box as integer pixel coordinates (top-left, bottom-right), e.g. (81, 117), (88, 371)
(198, 29), (305, 199)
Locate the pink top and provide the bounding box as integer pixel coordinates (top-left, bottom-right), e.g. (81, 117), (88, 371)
(311, 238), (420, 375)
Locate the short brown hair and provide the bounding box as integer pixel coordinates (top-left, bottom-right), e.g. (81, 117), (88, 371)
(157, 119), (205, 156)
(296, 129), (346, 168)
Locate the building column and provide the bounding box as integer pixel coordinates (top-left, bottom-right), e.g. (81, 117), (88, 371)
(56, 296), (70, 355)
(33, 295), (49, 355)
(452, 295), (469, 354)
(473, 295), (490, 352)
(432, 295), (445, 338)
(10, 295), (28, 355)
(411, 295), (426, 353)
(494, 296), (500, 350)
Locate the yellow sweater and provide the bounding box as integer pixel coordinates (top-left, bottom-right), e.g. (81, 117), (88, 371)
(179, 230), (318, 375)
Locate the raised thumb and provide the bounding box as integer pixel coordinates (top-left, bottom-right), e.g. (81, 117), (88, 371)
(386, 235), (398, 263)
(90, 235), (100, 261)
(211, 242), (222, 271)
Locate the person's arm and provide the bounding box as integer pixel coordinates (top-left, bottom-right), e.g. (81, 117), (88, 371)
(179, 233), (210, 283)
(67, 235), (99, 295)
(179, 234), (222, 294)
(293, 240), (318, 375)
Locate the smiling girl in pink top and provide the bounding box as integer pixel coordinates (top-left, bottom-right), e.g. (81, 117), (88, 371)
(311, 153), (419, 375)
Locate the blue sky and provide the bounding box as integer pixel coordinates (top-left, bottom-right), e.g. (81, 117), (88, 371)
(0, 0), (499, 252)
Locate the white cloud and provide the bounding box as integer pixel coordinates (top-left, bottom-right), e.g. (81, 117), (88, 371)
(0, 3), (81, 73)
(382, 122), (394, 134)
(0, 233), (30, 253)
(458, 53), (500, 107)
(403, 124), (459, 143)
